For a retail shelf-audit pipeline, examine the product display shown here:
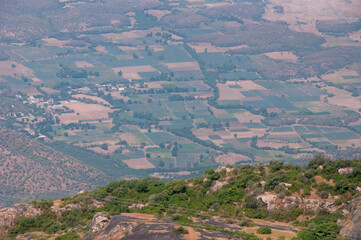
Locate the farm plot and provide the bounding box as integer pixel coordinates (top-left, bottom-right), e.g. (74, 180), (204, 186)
(0, 61), (35, 78)
(112, 65), (158, 80)
(58, 101), (113, 124)
(264, 51), (298, 63)
(12, 47), (53, 61)
(123, 158), (155, 169)
(163, 61), (200, 71)
(218, 83), (245, 100)
(215, 153), (251, 165)
(145, 132), (190, 145)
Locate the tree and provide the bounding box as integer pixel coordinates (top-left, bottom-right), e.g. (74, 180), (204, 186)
(118, 70), (123, 77)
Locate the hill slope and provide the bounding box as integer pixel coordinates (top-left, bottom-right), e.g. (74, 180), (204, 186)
(0, 127), (110, 207)
(0, 158), (360, 239)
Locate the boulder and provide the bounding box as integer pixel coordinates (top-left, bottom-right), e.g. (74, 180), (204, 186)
(0, 203), (41, 228)
(89, 212), (109, 233)
(340, 197), (361, 240)
(338, 168), (353, 175)
(257, 193), (277, 211)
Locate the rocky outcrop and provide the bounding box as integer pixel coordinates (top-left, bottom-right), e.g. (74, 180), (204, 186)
(215, 166), (233, 173)
(340, 197), (361, 240)
(0, 203), (41, 227)
(257, 193), (278, 211)
(89, 212), (110, 233)
(128, 203), (149, 210)
(257, 192), (340, 212)
(51, 202), (82, 216)
(338, 168), (353, 175)
(209, 180), (229, 192)
(87, 213), (185, 240)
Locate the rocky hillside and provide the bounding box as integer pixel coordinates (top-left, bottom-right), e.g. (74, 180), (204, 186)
(0, 127), (110, 207)
(0, 157), (360, 239)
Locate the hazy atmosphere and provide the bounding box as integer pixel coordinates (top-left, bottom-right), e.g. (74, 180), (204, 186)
(0, 0), (360, 239)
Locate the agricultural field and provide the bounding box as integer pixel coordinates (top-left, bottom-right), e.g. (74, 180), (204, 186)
(0, 0), (360, 186)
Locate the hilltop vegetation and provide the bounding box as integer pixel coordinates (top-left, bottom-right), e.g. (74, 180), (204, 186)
(1, 157), (360, 239)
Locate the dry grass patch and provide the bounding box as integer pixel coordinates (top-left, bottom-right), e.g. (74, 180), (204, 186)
(188, 42), (248, 53)
(215, 153), (251, 165)
(89, 145), (120, 154)
(123, 157), (155, 169)
(72, 94), (110, 105)
(0, 61), (34, 77)
(218, 83), (245, 100)
(322, 69), (360, 84)
(146, 10), (171, 20)
(113, 65), (157, 74)
(42, 38), (70, 47)
(238, 80), (267, 91)
(234, 112), (264, 123)
(75, 61), (94, 68)
(95, 45), (108, 53)
(121, 213), (157, 220)
(148, 45), (165, 52)
(257, 139), (301, 149)
(118, 132), (140, 146)
(41, 87), (59, 94)
(163, 61), (200, 71)
(118, 45), (144, 51)
(263, 0), (360, 34)
(58, 101), (113, 124)
(325, 86), (361, 111)
(264, 51), (298, 63)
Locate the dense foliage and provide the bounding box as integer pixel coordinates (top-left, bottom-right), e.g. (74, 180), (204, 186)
(5, 157), (360, 239)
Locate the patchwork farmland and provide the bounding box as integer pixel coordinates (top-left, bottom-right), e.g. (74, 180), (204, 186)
(0, 0), (360, 186)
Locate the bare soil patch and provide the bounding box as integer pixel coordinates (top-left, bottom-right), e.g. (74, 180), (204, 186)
(121, 212), (157, 220)
(314, 175), (335, 186)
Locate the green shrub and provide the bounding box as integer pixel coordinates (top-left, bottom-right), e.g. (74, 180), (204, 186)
(173, 226), (189, 235)
(55, 232), (82, 240)
(257, 227), (272, 234)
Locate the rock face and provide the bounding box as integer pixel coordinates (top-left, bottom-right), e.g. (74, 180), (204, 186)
(0, 203), (41, 227)
(340, 197), (361, 240)
(256, 192), (339, 213)
(209, 180), (229, 192)
(338, 168), (353, 175)
(90, 212), (110, 233)
(87, 213), (185, 240)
